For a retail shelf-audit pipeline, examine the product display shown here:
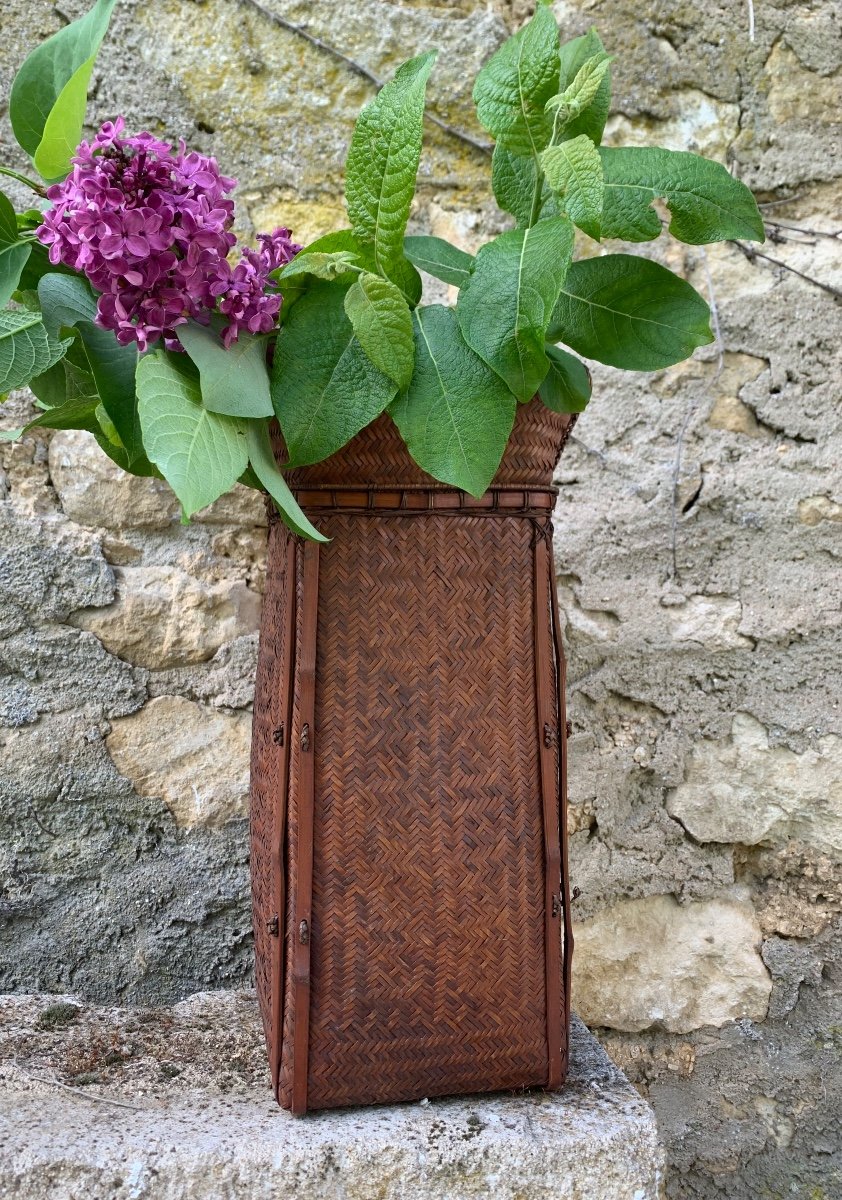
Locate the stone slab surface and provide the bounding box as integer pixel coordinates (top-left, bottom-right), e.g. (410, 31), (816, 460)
(0, 991), (663, 1200)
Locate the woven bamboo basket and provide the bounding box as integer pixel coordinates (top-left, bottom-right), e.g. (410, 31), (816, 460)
(249, 398), (576, 1114)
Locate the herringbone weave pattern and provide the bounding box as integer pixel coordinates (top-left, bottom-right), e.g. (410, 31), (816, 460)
(305, 513), (547, 1108)
(253, 399), (575, 1112)
(249, 519), (288, 1080)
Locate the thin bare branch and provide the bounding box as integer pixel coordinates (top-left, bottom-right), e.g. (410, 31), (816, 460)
(731, 240), (842, 300)
(765, 220), (842, 241)
(669, 251), (722, 581)
(12, 1063), (151, 1112)
(758, 195), (805, 210)
(237, 0), (491, 155)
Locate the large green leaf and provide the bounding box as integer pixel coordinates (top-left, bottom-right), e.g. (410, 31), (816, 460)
(547, 254), (714, 371)
(0, 309), (71, 394)
(345, 52), (437, 284)
(457, 216), (575, 401)
(473, 5), (560, 158)
(538, 345), (591, 413)
(540, 135), (604, 239)
(344, 271), (415, 389)
(9, 0), (118, 175)
(557, 29), (611, 145)
(37, 272), (144, 466)
(403, 236), (474, 288)
(245, 421), (328, 544)
(0, 191), (31, 307)
(390, 305), (516, 497)
(599, 147), (766, 244)
(136, 350), (249, 516)
(271, 279), (397, 466)
(177, 321), (273, 418)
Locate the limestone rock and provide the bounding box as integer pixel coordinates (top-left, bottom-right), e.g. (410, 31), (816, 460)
(574, 893), (771, 1033)
(664, 595), (754, 649)
(798, 495), (842, 526)
(708, 395), (763, 437)
(194, 484), (268, 527)
(70, 565), (261, 669)
(667, 713), (842, 852)
(49, 430), (180, 530)
(106, 696), (251, 827)
(604, 90), (740, 158)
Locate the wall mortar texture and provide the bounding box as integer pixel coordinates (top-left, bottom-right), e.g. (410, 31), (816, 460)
(1, 2), (840, 1196)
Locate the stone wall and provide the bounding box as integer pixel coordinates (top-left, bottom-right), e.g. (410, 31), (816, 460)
(1, 1), (840, 1196)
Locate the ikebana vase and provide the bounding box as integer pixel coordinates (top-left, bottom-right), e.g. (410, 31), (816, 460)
(249, 398), (576, 1114)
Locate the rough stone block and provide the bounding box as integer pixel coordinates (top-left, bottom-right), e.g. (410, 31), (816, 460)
(0, 993), (663, 1200)
(70, 565), (262, 669)
(574, 893), (772, 1033)
(106, 696), (252, 827)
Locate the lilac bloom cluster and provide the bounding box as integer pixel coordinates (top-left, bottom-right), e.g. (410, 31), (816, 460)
(37, 118), (299, 351)
(214, 229), (302, 348)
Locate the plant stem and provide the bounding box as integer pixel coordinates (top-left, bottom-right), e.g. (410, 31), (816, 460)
(528, 155), (544, 227)
(0, 165), (46, 197)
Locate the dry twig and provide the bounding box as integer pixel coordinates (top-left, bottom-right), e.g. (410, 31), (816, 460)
(237, 0), (492, 155)
(12, 1062), (150, 1112)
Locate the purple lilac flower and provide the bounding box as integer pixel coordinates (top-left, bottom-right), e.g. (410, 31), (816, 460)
(213, 229), (301, 348)
(37, 118), (298, 351)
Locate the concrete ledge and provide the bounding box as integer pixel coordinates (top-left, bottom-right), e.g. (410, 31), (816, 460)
(0, 992), (663, 1199)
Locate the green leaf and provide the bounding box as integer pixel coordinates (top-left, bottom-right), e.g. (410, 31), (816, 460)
(345, 52), (437, 283)
(79, 323), (143, 454)
(540, 134), (604, 239)
(557, 29), (611, 145)
(538, 345), (591, 413)
(546, 52), (612, 137)
(37, 272), (144, 466)
(473, 5), (560, 157)
(9, 0), (118, 174)
(0, 392), (101, 442)
(245, 421), (328, 544)
(390, 306), (516, 497)
(136, 350), (249, 516)
(177, 321), (273, 418)
(344, 271), (415, 389)
(547, 254), (714, 371)
(29, 339), (96, 408)
(298, 229), (422, 306)
(456, 216), (575, 401)
(0, 191), (31, 307)
(37, 271), (97, 333)
(271, 279), (397, 466)
(33, 57), (96, 180)
(276, 251), (362, 283)
(599, 147), (766, 244)
(403, 236), (474, 288)
(490, 143), (558, 227)
(0, 309), (71, 393)
(16, 242), (76, 293)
